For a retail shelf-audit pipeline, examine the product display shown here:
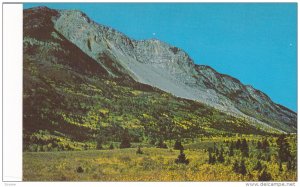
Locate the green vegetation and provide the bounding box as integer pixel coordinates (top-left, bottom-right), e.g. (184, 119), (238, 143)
(23, 135), (296, 181)
(23, 12), (296, 181)
(175, 149), (189, 165)
(23, 53), (274, 152)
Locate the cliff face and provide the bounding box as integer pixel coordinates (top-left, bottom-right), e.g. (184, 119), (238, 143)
(24, 7), (296, 133)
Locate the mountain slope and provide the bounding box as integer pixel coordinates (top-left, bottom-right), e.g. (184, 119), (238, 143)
(23, 7), (296, 151)
(25, 7), (282, 151)
(45, 7), (296, 133)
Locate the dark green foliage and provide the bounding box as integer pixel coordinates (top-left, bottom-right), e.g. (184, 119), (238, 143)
(120, 130), (131, 149)
(96, 127), (108, 150)
(220, 146), (224, 154)
(236, 139), (241, 149)
(276, 134), (291, 162)
(233, 160), (239, 173)
(257, 141), (262, 149)
(76, 166), (84, 173)
(215, 147), (219, 156)
(239, 160), (247, 175)
(109, 143), (114, 150)
(213, 142), (217, 151)
(174, 140), (184, 150)
(120, 138), (131, 149)
(217, 150), (225, 163)
(241, 139), (249, 157)
(136, 146), (143, 154)
(229, 142), (234, 156)
(208, 151), (216, 164)
(253, 161), (263, 171)
(208, 145), (225, 164)
(262, 139), (270, 152)
(175, 149), (189, 165)
(258, 169), (272, 181)
(208, 151), (213, 163)
(156, 139), (168, 149)
(232, 160), (247, 175)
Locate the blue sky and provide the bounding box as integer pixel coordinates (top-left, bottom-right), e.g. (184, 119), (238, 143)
(24, 3), (297, 111)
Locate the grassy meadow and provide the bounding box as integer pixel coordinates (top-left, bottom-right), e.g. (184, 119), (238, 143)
(23, 135), (297, 181)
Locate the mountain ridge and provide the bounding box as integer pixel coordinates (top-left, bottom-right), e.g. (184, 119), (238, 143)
(24, 6), (296, 133)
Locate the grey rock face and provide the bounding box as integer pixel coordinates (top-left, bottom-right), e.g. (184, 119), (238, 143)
(31, 7), (297, 133)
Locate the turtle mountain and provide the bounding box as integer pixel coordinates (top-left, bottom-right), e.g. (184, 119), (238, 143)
(23, 6), (296, 149)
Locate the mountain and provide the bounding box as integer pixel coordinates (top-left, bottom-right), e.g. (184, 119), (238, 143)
(54, 7), (296, 132)
(23, 6), (296, 150)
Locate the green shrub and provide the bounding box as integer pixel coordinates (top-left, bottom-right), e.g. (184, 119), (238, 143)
(175, 149), (189, 165)
(258, 169), (272, 181)
(174, 140), (183, 150)
(76, 166), (84, 173)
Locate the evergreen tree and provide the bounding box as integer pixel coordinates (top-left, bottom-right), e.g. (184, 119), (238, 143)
(241, 139), (249, 157)
(217, 150), (225, 163)
(276, 135), (291, 162)
(236, 139), (241, 149)
(258, 169), (272, 181)
(239, 160), (247, 175)
(208, 152), (213, 164)
(233, 160), (239, 173)
(96, 127), (107, 150)
(257, 141), (262, 149)
(76, 166), (84, 173)
(262, 139), (270, 152)
(215, 147), (219, 156)
(175, 149), (189, 165)
(208, 149), (216, 164)
(229, 142), (234, 156)
(120, 130), (131, 149)
(212, 154), (216, 164)
(213, 142), (218, 152)
(173, 140), (184, 150)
